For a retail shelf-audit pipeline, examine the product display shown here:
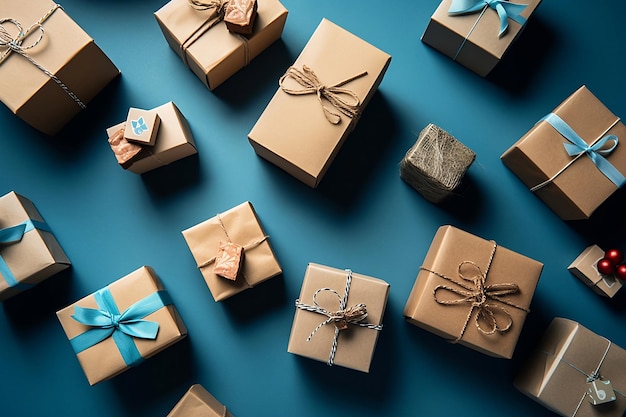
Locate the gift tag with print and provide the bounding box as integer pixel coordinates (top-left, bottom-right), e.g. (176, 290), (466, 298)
(124, 108), (160, 146)
(588, 379), (616, 405)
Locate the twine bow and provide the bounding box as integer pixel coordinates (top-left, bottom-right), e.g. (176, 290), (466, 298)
(295, 269), (383, 366)
(0, 5), (86, 109)
(279, 65), (368, 125)
(70, 287), (172, 366)
(188, 0), (229, 15)
(0, 219), (51, 289)
(449, 0), (527, 38)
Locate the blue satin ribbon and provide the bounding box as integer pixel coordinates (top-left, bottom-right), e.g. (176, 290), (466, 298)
(540, 113), (626, 188)
(70, 287), (172, 366)
(0, 219), (51, 289)
(449, 0), (528, 37)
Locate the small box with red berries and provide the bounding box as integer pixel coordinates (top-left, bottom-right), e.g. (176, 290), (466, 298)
(568, 245), (625, 298)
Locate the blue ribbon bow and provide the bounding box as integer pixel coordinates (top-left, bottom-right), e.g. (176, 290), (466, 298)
(70, 287), (172, 366)
(0, 219), (51, 289)
(541, 113), (626, 188)
(449, 0), (528, 37)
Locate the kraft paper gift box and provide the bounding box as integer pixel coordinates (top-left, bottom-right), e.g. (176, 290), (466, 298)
(514, 318), (626, 417)
(0, 0), (119, 135)
(421, 0), (541, 77)
(105, 101), (197, 174)
(181, 201), (282, 302)
(248, 18), (392, 188)
(56, 266), (187, 385)
(287, 263), (389, 373)
(154, 0), (287, 91)
(568, 245), (622, 298)
(501, 86), (626, 221)
(168, 384), (235, 417)
(403, 225), (543, 359)
(0, 191), (70, 301)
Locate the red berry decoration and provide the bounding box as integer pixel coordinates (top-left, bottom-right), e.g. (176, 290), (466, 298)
(605, 248), (624, 265)
(616, 264), (626, 281)
(597, 258), (616, 275)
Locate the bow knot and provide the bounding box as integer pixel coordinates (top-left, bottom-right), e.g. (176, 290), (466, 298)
(188, 0), (229, 15)
(449, 0), (527, 38)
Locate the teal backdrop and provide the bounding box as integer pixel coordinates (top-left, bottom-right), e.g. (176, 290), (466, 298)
(2, 1), (626, 416)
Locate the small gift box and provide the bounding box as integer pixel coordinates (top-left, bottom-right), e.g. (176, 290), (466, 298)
(248, 18), (392, 188)
(287, 263), (389, 373)
(154, 0), (287, 91)
(0, 191), (70, 301)
(56, 266), (187, 385)
(106, 101), (197, 174)
(403, 225), (543, 359)
(181, 201), (282, 302)
(514, 317), (626, 417)
(501, 85), (626, 220)
(568, 245), (622, 298)
(421, 0), (541, 77)
(0, 0), (119, 135)
(400, 123), (476, 203)
(167, 384), (235, 417)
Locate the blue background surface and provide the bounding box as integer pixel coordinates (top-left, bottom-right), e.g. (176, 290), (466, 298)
(2, 1), (626, 416)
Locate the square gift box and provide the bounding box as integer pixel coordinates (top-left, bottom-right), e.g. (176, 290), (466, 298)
(287, 263), (389, 373)
(106, 101), (197, 174)
(568, 245), (622, 298)
(514, 317), (626, 417)
(0, 191), (70, 302)
(421, 0), (541, 77)
(154, 0), (288, 91)
(248, 18), (392, 188)
(501, 85), (626, 221)
(56, 266), (187, 385)
(403, 225), (543, 359)
(0, 0), (119, 135)
(167, 384), (235, 417)
(181, 201), (282, 302)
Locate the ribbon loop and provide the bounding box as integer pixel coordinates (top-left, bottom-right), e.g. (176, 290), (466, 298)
(449, 0), (527, 37)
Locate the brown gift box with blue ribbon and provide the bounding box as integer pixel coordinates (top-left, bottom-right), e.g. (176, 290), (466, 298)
(514, 318), (626, 417)
(403, 225), (543, 359)
(0, 0), (119, 135)
(154, 0), (287, 91)
(167, 384), (235, 417)
(421, 0), (541, 77)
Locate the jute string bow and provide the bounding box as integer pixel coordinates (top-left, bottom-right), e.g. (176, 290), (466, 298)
(422, 242), (528, 342)
(0, 4), (85, 109)
(295, 269), (382, 366)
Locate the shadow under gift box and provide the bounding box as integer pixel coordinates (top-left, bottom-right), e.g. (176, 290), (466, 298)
(514, 317), (626, 417)
(0, 0), (119, 135)
(403, 225), (543, 359)
(167, 384), (235, 417)
(56, 266), (187, 385)
(154, 0), (288, 91)
(248, 18), (392, 188)
(0, 191), (71, 302)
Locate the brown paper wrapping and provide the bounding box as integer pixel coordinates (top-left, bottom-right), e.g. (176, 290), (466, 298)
(247, 18), (392, 188)
(287, 263), (389, 373)
(568, 245), (622, 298)
(154, 0), (287, 91)
(514, 318), (626, 417)
(501, 85), (626, 220)
(167, 384), (234, 417)
(181, 201), (282, 302)
(56, 266), (187, 385)
(403, 225), (543, 359)
(0, 0), (119, 135)
(421, 0), (541, 77)
(106, 102), (197, 174)
(0, 191), (70, 301)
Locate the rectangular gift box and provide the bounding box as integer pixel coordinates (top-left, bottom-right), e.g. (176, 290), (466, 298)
(181, 201), (282, 302)
(403, 225), (543, 359)
(287, 263), (389, 373)
(105, 101), (197, 174)
(514, 317), (626, 417)
(501, 85), (626, 221)
(0, 191), (70, 301)
(154, 0), (288, 91)
(56, 266), (187, 385)
(167, 384), (235, 417)
(421, 0), (541, 77)
(248, 18), (392, 188)
(0, 0), (119, 135)
(569, 245), (622, 298)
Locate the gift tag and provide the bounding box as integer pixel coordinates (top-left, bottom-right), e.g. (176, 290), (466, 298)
(587, 380), (616, 405)
(124, 108), (161, 146)
(214, 241), (243, 281)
